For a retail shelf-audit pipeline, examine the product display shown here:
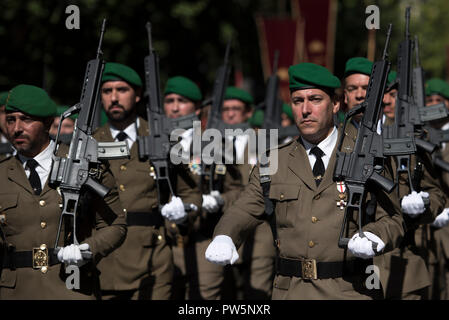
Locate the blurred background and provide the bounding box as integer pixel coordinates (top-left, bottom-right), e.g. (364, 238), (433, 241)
(1, 0), (448, 105)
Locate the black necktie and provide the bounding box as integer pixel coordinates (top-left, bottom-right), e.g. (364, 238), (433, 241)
(116, 131), (128, 142)
(310, 146), (325, 186)
(26, 159), (42, 195)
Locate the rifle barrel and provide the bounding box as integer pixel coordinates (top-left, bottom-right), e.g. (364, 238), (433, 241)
(96, 19), (107, 59)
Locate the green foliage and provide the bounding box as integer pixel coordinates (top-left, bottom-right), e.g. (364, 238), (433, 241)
(0, 0), (446, 105)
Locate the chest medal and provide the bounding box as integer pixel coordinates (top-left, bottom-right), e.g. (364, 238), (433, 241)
(336, 181), (347, 210)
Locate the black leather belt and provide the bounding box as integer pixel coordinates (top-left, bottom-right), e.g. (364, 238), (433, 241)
(2, 248), (60, 269)
(126, 210), (163, 227)
(276, 257), (368, 280)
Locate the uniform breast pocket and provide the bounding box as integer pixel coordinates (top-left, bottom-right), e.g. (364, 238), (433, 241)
(269, 184), (300, 228)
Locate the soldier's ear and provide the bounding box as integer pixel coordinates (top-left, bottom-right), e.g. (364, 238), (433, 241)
(135, 87), (142, 104)
(332, 101), (340, 114)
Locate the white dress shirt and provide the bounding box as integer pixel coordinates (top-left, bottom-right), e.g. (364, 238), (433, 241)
(18, 140), (55, 189)
(301, 126), (338, 172)
(109, 118), (139, 149)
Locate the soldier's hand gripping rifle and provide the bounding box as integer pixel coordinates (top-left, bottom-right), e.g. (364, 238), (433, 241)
(49, 20), (130, 259)
(333, 24), (395, 249)
(137, 22), (196, 212)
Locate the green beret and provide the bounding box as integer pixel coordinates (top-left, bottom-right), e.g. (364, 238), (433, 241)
(344, 57), (373, 77)
(426, 78), (449, 99)
(387, 70), (397, 86)
(102, 62), (142, 88)
(6, 84), (56, 117)
(249, 109), (264, 127)
(224, 86), (254, 105)
(282, 103), (294, 121)
(164, 76), (202, 102)
(56, 105), (78, 120)
(0, 91), (9, 106)
(288, 63), (340, 92)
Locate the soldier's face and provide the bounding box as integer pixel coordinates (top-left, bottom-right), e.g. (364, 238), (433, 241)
(49, 116), (75, 136)
(281, 112), (293, 127)
(5, 111), (51, 157)
(291, 88), (339, 144)
(101, 81), (140, 122)
(344, 73), (370, 121)
(222, 99), (250, 124)
(164, 93), (196, 118)
(382, 89), (397, 120)
(426, 94), (449, 110)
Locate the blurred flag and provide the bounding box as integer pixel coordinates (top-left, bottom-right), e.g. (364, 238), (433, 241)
(255, 15), (304, 103)
(291, 0), (338, 72)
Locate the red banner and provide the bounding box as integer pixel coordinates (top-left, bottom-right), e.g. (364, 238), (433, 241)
(291, 0), (338, 71)
(255, 16), (304, 103)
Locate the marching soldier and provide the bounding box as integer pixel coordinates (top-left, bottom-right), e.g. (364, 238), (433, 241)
(0, 84), (127, 299)
(94, 63), (201, 300)
(205, 62), (405, 299)
(163, 75), (244, 299)
(375, 74), (446, 300)
(221, 86), (276, 300)
(424, 78), (449, 299)
(340, 57), (373, 127)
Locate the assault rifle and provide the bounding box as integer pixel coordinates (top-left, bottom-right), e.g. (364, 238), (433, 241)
(260, 50), (298, 147)
(137, 22), (196, 211)
(50, 19), (130, 258)
(333, 24), (395, 249)
(412, 35), (449, 172)
(383, 8), (447, 193)
(201, 40), (249, 193)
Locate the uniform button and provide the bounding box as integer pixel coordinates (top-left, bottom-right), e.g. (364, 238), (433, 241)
(41, 266), (48, 274)
(40, 244), (47, 250)
(311, 217), (318, 223)
(280, 193), (284, 200)
(120, 165), (127, 171)
(39, 200), (46, 207)
(171, 223), (176, 228)
(308, 241), (315, 248)
(123, 208), (127, 213)
(313, 194), (320, 200)
(119, 184), (125, 192)
(40, 221), (47, 229)
(157, 235), (163, 242)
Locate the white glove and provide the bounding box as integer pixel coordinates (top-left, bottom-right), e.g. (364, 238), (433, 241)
(401, 191), (429, 216)
(205, 235), (239, 266)
(202, 190), (223, 213)
(57, 243), (90, 265)
(432, 208), (449, 228)
(348, 232), (385, 259)
(161, 196), (187, 223)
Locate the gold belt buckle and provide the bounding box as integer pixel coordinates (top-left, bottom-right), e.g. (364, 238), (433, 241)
(301, 258), (317, 280)
(32, 244), (49, 269)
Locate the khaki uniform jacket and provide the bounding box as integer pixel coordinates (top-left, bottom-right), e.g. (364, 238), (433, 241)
(94, 118), (201, 291)
(375, 149), (445, 297)
(0, 143), (127, 299)
(214, 125), (404, 299)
